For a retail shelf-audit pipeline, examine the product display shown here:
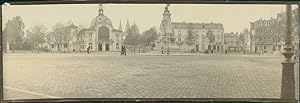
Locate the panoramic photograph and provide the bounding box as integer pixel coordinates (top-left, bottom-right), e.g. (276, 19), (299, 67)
(2, 3), (300, 100)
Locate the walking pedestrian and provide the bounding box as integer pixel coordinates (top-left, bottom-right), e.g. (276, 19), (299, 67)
(121, 45), (126, 56)
(121, 45), (123, 55)
(124, 45), (127, 56)
(87, 46), (90, 54)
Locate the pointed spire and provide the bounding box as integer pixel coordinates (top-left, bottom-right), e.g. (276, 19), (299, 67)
(125, 18), (130, 32)
(119, 20), (122, 31)
(98, 4), (104, 15)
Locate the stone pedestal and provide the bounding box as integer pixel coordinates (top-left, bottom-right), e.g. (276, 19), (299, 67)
(281, 61), (295, 99)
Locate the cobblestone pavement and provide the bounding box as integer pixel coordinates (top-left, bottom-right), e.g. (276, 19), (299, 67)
(3, 53), (299, 100)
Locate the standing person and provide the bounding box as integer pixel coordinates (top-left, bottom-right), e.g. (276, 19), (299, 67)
(134, 47), (136, 53)
(124, 45), (127, 56)
(121, 45), (123, 55)
(87, 46), (90, 54)
(161, 47), (164, 54)
(121, 45), (125, 55)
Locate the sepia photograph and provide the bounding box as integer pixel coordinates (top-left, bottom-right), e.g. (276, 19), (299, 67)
(2, 2), (300, 102)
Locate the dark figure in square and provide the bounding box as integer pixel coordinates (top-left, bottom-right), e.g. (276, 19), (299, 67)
(87, 46), (90, 54)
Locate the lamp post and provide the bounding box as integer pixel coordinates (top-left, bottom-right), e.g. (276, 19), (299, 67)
(298, 2), (300, 100)
(167, 33), (170, 55)
(280, 4), (295, 100)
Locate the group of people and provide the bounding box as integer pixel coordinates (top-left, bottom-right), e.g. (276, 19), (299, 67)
(121, 45), (127, 55)
(86, 45), (126, 55)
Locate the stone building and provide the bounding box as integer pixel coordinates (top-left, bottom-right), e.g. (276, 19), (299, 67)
(224, 32), (242, 53)
(156, 4), (225, 53)
(250, 18), (280, 54)
(249, 8), (299, 54)
(49, 4), (125, 52)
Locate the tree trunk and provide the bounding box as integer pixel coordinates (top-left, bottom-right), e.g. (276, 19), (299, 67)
(12, 43), (16, 53)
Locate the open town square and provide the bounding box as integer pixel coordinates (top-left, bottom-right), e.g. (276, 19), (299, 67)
(3, 52), (299, 99)
(2, 3), (300, 101)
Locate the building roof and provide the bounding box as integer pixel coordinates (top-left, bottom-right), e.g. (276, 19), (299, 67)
(66, 23), (78, 29)
(90, 15), (112, 28)
(112, 29), (122, 32)
(172, 22), (224, 30)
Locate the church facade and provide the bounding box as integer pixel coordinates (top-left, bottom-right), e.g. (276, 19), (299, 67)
(156, 5), (225, 53)
(48, 4), (125, 52)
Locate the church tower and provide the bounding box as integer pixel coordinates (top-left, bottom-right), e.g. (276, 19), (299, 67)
(98, 4), (104, 16)
(125, 19), (130, 32)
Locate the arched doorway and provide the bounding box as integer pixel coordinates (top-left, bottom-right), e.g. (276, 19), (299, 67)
(105, 43), (109, 51)
(98, 43), (102, 51)
(98, 26), (109, 42)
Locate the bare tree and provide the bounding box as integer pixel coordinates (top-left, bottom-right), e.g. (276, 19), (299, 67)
(26, 24), (48, 53)
(52, 23), (65, 52)
(186, 23), (195, 52)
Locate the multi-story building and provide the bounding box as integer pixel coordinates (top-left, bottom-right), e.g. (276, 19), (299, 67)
(48, 4), (125, 52)
(224, 32), (242, 53)
(156, 4), (225, 53)
(249, 8), (299, 54)
(250, 17), (283, 54)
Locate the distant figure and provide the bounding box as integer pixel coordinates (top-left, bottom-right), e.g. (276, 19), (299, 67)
(121, 45), (127, 56)
(225, 50), (227, 54)
(121, 45), (123, 55)
(134, 48), (136, 53)
(124, 45), (127, 55)
(87, 46), (90, 54)
(161, 47), (164, 54)
(73, 49), (75, 52)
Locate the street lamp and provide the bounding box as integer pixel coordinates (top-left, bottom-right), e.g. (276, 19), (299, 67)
(280, 4), (296, 100)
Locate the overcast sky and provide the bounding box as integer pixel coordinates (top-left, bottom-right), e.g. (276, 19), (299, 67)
(3, 4), (298, 33)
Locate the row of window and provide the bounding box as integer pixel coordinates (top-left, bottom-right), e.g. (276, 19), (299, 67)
(88, 33), (120, 41)
(51, 43), (121, 50)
